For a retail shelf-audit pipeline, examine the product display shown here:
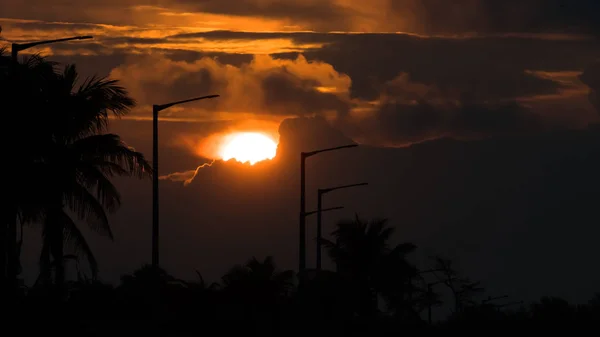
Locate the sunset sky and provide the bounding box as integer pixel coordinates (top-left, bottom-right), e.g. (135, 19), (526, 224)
(2, 1), (599, 150)
(2, 0), (600, 303)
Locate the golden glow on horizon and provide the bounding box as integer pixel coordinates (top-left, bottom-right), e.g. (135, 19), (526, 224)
(220, 132), (277, 165)
(113, 38), (324, 54)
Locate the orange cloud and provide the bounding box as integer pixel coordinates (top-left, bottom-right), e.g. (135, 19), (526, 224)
(109, 53), (353, 121)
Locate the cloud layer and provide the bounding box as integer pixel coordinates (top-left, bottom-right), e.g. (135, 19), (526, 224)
(2, 0), (599, 35)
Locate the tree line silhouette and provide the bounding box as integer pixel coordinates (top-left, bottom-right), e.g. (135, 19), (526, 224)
(1, 50), (599, 334)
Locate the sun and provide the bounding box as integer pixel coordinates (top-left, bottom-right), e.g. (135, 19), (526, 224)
(220, 132), (277, 165)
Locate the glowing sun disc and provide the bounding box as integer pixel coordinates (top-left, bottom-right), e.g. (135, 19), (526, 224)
(221, 132), (277, 165)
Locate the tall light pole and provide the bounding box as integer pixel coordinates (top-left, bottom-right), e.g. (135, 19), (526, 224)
(11, 36), (93, 61)
(152, 95), (219, 268)
(299, 144), (358, 276)
(316, 182), (368, 270)
(426, 280), (447, 325)
(410, 268), (445, 324)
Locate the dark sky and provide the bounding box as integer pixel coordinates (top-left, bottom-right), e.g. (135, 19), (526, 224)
(1, 0), (600, 304)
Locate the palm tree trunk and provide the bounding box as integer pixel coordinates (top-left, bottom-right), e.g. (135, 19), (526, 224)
(0, 219), (7, 293)
(45, 205), (65, 297)
(50, 222), (65, 291)
(0, 205), (18, 298)
(6, 214), (18, 296)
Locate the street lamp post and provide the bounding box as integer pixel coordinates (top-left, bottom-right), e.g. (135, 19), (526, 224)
(152, 95), (219, 268)
(11, 36), (93, 61)
(410, 268), (446, 324)
(299, 144), (358, 276)
(426, 280), (447, 325)
(316, 182), (368, 270)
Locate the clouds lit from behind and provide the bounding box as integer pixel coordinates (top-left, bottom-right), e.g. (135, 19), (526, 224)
(159, 131), (277, 185)
(159, 160), (215, 186)
(109, 54), (352, 122)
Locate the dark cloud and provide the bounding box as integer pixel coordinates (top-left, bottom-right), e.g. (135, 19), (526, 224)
(5, 20), (102, 32)
(261, 70), (349, 117)
(166, 51), (254, 67)
(0, 1), (137, 26)
(275, 116), (355, 158)
(390, 0), (600, 36)
(334, 73), (548, 146)
(2, 0), (599, 36)
(168, 30), (337, 44)
(303, 33), (600, 102)
(167, 30), (600, 104)
(370, 100), (545, 145)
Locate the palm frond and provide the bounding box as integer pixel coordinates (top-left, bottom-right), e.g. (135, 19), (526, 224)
(65, 182), (114, 239)
(76, 74), (136, 117)
(62, 211), (99, 279)
(43, 66), (137, 139)
(74, 165), (121, 213)
(72, 133), (153, 179)
(62, 64), (79, 92)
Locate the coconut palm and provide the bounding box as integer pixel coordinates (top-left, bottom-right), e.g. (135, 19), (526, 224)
(219, 256), (294, 334)
(322, 215), (417, 317)
(221, 256), (295, 298)
(36, 63), (151, 288)
(2, 53), (151, 290)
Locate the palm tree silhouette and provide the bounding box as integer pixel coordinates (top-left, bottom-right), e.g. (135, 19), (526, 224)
(2, 53), (151, 292)
(322, 214), (417, 318)
(38, 63), (151, 290)
(219, 256), (294, 334)
(221, 256), (295, 297)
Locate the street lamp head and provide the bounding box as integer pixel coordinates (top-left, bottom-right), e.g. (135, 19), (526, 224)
(304, 206), (344, 216)
(329, 144), (359, 152)
(319, 182), (368, 195)
(304, 143), (359, 157)
(76, 36), (94, 40)
(154, 94), (219, 112)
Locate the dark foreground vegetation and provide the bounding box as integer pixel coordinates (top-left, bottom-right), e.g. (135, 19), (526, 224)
(9, 217), (600, 335)
(1, 48), (599, 336)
